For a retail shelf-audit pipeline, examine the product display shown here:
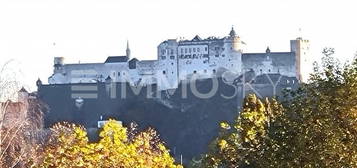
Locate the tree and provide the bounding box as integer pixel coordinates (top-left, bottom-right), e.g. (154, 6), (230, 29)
(272, 48), (357, 167)
(0, 60), (45, 168)
(35, 120), (183, 168)
(197, 49), (357, 168)
(196, 94), (281, 168)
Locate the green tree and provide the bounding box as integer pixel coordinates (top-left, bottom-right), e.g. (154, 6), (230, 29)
(197, 49), (357, 168)
(272, 48), (357, 167)
(196, 94), (280, 168)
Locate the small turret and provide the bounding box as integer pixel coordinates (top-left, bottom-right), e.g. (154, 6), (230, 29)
(18, 87), (29, 102)
(229, 27), (237, 37)
(126, 40), (131, 59)
(228, 27), (243, 52)
(266, 47), (271, 53)
(36, 78), (42, 87)
(54, 57), (64, 73)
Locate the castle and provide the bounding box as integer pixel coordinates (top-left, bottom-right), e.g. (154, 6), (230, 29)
(48, 27), (310, 90)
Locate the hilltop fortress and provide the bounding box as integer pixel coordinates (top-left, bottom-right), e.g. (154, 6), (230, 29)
(38, 28), (311, 163)
(48, 28), (310, 89)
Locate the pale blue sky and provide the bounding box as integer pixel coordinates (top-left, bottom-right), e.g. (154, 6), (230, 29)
(0, 0), (356, 91)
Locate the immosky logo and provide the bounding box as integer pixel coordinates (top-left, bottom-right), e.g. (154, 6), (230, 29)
(70, 69), (290, 100)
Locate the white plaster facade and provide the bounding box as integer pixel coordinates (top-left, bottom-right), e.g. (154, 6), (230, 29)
(48, 28), (310, 90)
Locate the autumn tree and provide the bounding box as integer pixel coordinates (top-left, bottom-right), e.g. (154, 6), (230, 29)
(196, 48), (357, 168)
(195, 94), (282, 168)
(271, 48), (357, 167)
(35, 120), (183, 168)
(0, 60), (45, 168)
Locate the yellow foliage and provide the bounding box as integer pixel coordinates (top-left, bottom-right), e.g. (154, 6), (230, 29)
(33, 120), (183, 168)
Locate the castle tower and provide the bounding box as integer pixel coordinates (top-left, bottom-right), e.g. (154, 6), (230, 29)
(290, 37), (311, 82)
(229, 27), (244, 52)
(126, 40), (131, 59)
(54, 57), (64, 74)
(18, 87), (29, 103)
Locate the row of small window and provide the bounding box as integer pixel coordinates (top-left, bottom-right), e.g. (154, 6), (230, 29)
(214, 47), (226, 51)
(259, 69), (271, 73)
(164, 46), (230, 55)
(179, 54), (209, 59)
(161, 56), (176, 60)
(215, 54), (225, 57)
(162, 69), (217, 75)
(162, 71), (174, 75)
(179, 47), (208, 54)
(161, 49), (174, 55)
(192, 69), (216, 74)
(112, 72), (126, 76)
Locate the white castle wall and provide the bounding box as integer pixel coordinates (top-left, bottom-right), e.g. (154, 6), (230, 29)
(48, 29), (307, 90)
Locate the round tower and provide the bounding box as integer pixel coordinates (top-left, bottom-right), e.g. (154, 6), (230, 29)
(229, 27), (243, 52)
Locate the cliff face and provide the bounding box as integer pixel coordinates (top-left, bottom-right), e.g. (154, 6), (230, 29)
(38, 76), (298, 163)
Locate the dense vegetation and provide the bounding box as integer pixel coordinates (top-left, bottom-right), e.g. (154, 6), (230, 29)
(1, 49), (356, 167)
(30, 120), (182, 168)
(191, 49), (357, 167)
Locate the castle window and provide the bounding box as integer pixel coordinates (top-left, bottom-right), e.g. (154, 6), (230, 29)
(260, 69), (262, 73)
(162, 49), (166, 55)
(185, 48), (188, 53)
(222, 54), (225, 57)
(171, 62), (174, 65)
(197, 48), (200, 52)
(193, 70), (197, 74)
(213, 69), (216, 73)
(204, 69), (207, 73)
(222, 47), (225, 51)
(215, 54), (219, 57)
(118, 72), (120, 76)
(170, 56), (175, 59)
(181, 48), (183, 54)
(205, 47), (208, 51)
(193, 48), (196, 52)
(189, 48), (192, 53)
(161, 56), (166, 60)
(163, 70), (166, 74)
(193, 54), (196, 58)
(170, 49), (174, 54)
(268, 69), (271, 72)
(215, 47), (219, 51)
